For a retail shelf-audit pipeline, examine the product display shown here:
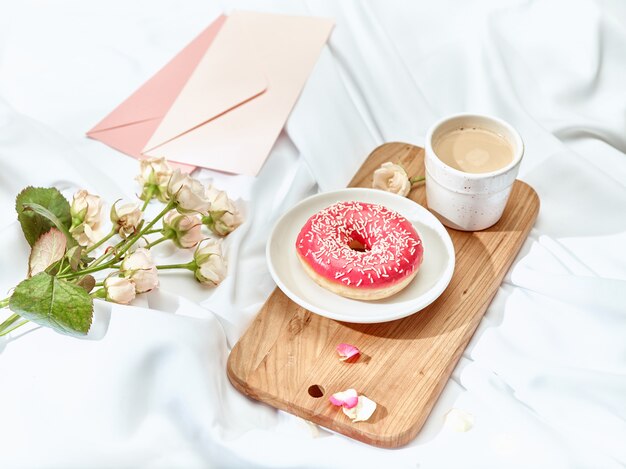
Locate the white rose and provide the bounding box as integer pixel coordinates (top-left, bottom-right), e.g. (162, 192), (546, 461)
(70, 190), (105, 247)
(137, 157), (173, 202)
(167, 169), (211, 214)
(372, 162), (411, 197)
(110, 201), (143, 238)
(70, 190), (103, 227)
(121, 248), (159, 293)
(203, 187), (243, 236)
(193, 239), (226, 286)
(69, 222), (101, 248)
(162, 210), (203, 249)
(104, 276), (136, 304)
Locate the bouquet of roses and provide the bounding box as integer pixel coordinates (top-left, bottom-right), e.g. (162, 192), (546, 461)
(0, 158), (242, 338)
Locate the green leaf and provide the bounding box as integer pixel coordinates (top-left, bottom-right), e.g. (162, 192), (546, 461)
(16, 187), (71, 246)
(28, 228), (67, 277)
(22, 202), (76, 248)
(9, 272), (93, 336)
(66, 245), (83, 271)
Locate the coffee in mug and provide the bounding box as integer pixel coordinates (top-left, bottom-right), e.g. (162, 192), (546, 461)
(424, 113), (524, 231)
(433, 127), (514, 174)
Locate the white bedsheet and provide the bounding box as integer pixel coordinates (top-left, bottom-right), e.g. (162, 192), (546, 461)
(1, 0), (625, 467)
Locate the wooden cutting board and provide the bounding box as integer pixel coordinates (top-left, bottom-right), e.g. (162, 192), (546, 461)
(227, 142), (539, 448)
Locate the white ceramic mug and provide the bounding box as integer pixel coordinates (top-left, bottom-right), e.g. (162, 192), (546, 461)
(424, 113), (524, 231)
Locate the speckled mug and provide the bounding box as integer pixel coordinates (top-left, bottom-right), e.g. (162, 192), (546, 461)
(425, 113), (524, 231)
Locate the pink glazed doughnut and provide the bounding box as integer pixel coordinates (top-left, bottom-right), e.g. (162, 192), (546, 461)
(295, 201), (424, 300)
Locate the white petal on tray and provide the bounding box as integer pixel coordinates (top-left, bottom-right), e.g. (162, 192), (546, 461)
(444, 408), (475, 432)
(342, 395), (377, 422)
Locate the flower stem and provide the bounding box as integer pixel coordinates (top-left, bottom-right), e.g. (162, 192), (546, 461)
(140, 201), (174, 234)
(0, 319), (28, 337)
(60, 201), (174, 280)
(0, 297), (9, 309)
(117, 200), (175, 259)
(141, 187), (155, 211)
(86, 228), (116, 254)
(90, 250), (113, 268)
(410, 176), (425, 185)
(145, 237), (168, 249)
(0, 321), (28, 337)
(56, 255), (66, 275)
(88, 236), (129, 269)
(59, 200), (175, 278)
(156, 262), (195, 271)
(59, 259), (117, 279)
(143, 229), (162, 235)
(0, 313), (29, 337)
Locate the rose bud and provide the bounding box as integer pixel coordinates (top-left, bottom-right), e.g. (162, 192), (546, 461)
(193, 239), (226, 286)
(202, 187), (243, 237)
(69, 189), (104, 247)
(104, 276), (136, 304)
(161, 210), (203, 249)
(110, 201), (143, 239)
(121, 248), (159, 293)
(136, 157), (173, 202)
(166, 169), (211, 214)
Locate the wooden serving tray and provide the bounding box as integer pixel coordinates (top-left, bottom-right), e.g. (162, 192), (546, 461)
(227, 142), (539, 448)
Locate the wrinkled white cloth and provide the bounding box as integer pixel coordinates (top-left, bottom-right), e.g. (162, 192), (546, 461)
(1, 0), (625, 467)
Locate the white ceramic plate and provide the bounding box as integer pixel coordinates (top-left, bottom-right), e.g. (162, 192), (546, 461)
(266, 188), (455, 323)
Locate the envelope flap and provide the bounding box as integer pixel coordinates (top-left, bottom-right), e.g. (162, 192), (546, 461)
(142, 16), (268, 152)
(88, 15), (227, 134)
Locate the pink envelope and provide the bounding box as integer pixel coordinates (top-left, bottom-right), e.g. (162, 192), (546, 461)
(88, 11), (334, 175)
(87, 15), (226, 172)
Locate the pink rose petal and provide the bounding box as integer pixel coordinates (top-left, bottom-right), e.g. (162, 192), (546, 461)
(329, 388), (359, 409)
(343, 396), (359, 409)
(342, 395), (377, 422)
(336, 343), (360, 361)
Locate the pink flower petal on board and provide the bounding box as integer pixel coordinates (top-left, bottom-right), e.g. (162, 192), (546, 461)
(329, 388), (359, 409)
(342, 395), (377, 423)
(343, 395), (359, 409)
(336, 343), (360, 361)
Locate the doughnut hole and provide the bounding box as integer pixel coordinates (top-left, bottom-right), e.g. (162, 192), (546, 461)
(348, 239), (368, 252)
(347, 231), (370, 252)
